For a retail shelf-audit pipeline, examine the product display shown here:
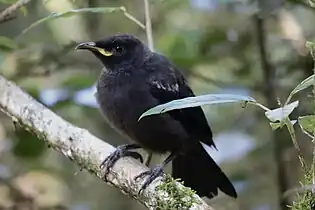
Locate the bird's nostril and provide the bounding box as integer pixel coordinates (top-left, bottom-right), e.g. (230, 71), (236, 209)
(86, 42), (96, 46)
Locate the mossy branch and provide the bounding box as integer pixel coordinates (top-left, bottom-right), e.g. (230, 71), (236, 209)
(0, 75), (213, 210)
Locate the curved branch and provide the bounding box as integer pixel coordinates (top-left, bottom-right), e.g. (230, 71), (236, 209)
(0, 75), (213, 210)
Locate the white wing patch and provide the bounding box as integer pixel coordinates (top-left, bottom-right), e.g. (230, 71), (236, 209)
(152, 80), (179, 92)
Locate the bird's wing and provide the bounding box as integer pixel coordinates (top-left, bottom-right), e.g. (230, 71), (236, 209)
(147, 55), (216, 148)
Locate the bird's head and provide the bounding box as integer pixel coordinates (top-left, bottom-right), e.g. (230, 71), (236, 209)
(75, 34), (149, 70)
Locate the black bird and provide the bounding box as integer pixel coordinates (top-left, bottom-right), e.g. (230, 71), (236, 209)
(75, 34), (237, 199)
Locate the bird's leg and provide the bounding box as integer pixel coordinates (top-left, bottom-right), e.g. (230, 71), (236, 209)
(135, 151), (177, 193)
(100, 144), (143, 181)
(145, 152), (153, 166)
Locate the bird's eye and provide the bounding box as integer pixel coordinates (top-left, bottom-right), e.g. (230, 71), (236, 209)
(115, 46), (123, 53)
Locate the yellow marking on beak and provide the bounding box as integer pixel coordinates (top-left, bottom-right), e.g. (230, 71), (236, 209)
(98, 48), (113, 56)
(76, 43), (113, 56)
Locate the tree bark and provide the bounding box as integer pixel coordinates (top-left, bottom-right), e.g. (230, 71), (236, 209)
(0, 75), (213, 210)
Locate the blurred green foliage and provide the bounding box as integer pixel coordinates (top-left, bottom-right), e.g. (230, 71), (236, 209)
(12, 128), (47, 158)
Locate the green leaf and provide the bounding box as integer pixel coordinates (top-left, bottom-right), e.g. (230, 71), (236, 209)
(0, 36), (18, 50)
(265, 101), (299, 122)
(285, 75), (314, 104)
(21, 7), (125, 35)
(305, 41), (315, 50)
(13, 128), (46, 158)
(139, 94), (256, 120)
(269, 120), (297, 131)
(19, 6), (28, 16)
(309, 0), (315, 8)
(298, 115), (315, 134)
(269, 122), (282, 130)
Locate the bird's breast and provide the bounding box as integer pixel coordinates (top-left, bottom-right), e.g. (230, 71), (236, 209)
(96, 72), (153, 132)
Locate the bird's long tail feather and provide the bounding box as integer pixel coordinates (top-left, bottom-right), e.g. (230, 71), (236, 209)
(172, 143), (237, 198)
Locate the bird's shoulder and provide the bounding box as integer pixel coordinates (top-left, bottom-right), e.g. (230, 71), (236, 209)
(143, 52), (192, 97)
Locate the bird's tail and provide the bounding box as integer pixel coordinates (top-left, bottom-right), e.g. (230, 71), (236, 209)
(172, 143), (237, 198)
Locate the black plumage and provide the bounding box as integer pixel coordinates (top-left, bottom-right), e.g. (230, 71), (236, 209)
(75, 34), (237, 199)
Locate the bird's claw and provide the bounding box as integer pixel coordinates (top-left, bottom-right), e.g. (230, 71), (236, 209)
(100, 145), (143, 182)
(135, 164), (164, 194)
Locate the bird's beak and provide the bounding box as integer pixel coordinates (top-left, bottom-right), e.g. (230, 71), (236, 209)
(75, 42), (113, 56)
(75, 42), (96, 50)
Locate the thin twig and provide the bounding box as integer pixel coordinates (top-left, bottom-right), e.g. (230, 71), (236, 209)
(248, 101), (270, 112)
(0, 0), (31, 23)
(143, 0), (154, 51)
(142, 0), (154, 167)
(123, 9), (145, 29)
(285, 117), (307, 171)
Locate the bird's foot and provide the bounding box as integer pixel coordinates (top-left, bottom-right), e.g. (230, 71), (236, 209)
(135, 164), (164, 194)
(100, 144), (143, 181)
(144, 152), (152, 167)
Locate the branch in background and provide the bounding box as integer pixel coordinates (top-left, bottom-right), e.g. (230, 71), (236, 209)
(144, 0), (154, 51)
(0, 0), (31, 23)
(254, 15), (289, 210)
(0, 12), (16, 24)
(123, 8), (145, 29)
(0, 75), (213, 210)
(142, 0), (154, 166)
